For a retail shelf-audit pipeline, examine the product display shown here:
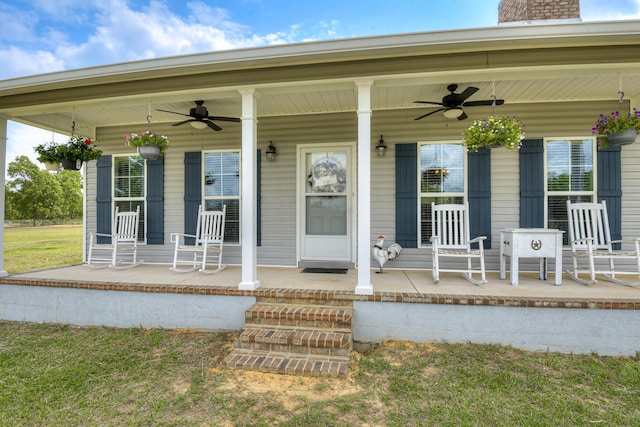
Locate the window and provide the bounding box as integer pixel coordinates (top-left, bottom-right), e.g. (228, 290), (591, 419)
(545, 138), (595, 243)
(113, 155), (145, 242)
(203, 151), (240, 243)
(419, 143), (465, 246)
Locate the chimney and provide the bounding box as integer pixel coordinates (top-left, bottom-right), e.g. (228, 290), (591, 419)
(498, 0), (581, 24)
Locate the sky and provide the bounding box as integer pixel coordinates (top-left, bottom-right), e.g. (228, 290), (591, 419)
(1, 0), (639, 169)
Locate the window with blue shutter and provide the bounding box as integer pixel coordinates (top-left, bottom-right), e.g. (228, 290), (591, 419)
(96, 156), (112, 244)
(545, 138), (596, 244)
(519, 139), (545, 228)
(97, 154), (164, 244)
(184, 150), (261, 247)
(597, 145), (622, 249)
(183, 152), (202, 245)
(468, 147), (492, 248)
(146, 157), (164, 244)
(395, 143), (418, 248)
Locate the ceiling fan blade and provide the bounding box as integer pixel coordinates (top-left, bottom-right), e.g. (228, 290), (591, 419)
(172, 120), (193, 126)
(414, 101), (445, 106)
(457, 111), (468, 121)
(414, 108), (445, 121)
(458, 86), (479, 101)
(156, 108), (190, 117)
(205, 120), (223, 131)
(209, 116), (241, 123)
(462, 99), (505, 107)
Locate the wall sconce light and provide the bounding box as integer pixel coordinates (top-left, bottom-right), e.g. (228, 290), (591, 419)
(266, 140), (277, 161)
(376, 135), (387, 157)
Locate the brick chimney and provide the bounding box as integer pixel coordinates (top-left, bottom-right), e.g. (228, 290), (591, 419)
(498, 0), (581, 24)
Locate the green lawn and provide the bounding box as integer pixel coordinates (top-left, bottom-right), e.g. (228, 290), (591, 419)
(4, 225), (82, 273)
(0, 323), (638, 426)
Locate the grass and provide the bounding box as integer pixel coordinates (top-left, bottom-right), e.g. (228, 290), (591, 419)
(4, 225), (83, 273)
(1, 226), (639, 425)
(0, 324), (638, 426)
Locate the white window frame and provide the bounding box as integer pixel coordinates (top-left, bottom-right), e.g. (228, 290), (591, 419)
(543, 136), (597, 240)
(418, 141), (467, 247)
(202, 149), (241, 245)
(112, 154), (147, 244)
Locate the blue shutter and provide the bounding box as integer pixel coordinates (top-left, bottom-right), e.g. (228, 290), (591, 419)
(598, 146), (622, 249)
(96, 156), (112, 244)
(184, 152), (202, 245)
(395, 143), (418, 248)
(519, 139), (545, 228)
(257, 149), (262, 247)
(468, 147), (492, 248)
(146, 157), (164, 244)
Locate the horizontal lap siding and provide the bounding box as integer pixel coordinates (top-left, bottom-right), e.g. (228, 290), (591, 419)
(257, 114), (358, 266)
(87, 100), (640, 271)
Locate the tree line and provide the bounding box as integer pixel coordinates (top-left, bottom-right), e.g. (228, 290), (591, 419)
(5, 156), (83, 225)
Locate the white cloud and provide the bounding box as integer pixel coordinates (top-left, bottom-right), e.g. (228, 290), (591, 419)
(0, 47), (66, 80)
(50, 0), (280, 70)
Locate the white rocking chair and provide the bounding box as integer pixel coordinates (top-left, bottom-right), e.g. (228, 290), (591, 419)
(87, 206), (142, 269)
(170, 205), (227, 274)
(430, 202), (487, 285)
(566, 200), (640, 286)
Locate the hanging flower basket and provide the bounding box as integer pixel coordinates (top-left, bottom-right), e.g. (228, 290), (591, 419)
(138, 145), (161, 160)
(462, 115), (525, 152)
(125, 131), (169, 158)
(61, 158), (83, 170)
(44, 161), (60, 172)
(603, 128), (637, 147)
(592, 109), (640, 149)
(34, 142), (62, 169)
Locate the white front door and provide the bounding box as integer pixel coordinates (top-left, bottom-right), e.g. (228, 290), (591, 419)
(299, 145), (354, 264)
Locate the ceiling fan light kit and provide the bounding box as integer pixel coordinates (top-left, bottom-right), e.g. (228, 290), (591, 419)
(443, 107), (464, 119)
(190, 120), (209, 130)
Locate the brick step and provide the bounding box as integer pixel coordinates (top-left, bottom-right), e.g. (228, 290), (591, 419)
(246, 302), (352, 330)
(223, 350), (349, 377)
(256, 296), (353, 307)
(234, 326), (352, 358)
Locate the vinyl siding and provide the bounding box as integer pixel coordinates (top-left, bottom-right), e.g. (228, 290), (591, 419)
(87, 99), (640, 272)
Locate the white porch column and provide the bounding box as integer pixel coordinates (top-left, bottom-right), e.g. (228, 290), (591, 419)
(355, 80), (373, 295)
(238, 89), (260, 290)
(0, 117), (8, 276)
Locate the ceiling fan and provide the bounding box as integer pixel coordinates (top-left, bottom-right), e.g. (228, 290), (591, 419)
(156, 100), (240, 131)
(414, 84), (504, 121)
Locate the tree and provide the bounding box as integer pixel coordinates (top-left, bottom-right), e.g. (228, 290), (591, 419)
(57, 170), (83, 219)
(7, 156), (63, 225)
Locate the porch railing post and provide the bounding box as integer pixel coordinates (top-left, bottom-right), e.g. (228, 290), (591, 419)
(238, 89), (260, 290)
(355, 80), (374, 295)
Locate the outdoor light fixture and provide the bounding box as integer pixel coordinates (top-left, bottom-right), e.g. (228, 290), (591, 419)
(443, 107), (464, 119)
(190, 120), (208, 130)
(266, 140), (277, 161)
(376, 135), (387, 157)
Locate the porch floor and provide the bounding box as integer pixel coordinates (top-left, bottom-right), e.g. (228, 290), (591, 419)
(6, 263), (640, 302)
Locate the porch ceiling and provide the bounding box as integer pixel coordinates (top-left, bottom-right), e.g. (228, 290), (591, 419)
(7, 71), (640, 136)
